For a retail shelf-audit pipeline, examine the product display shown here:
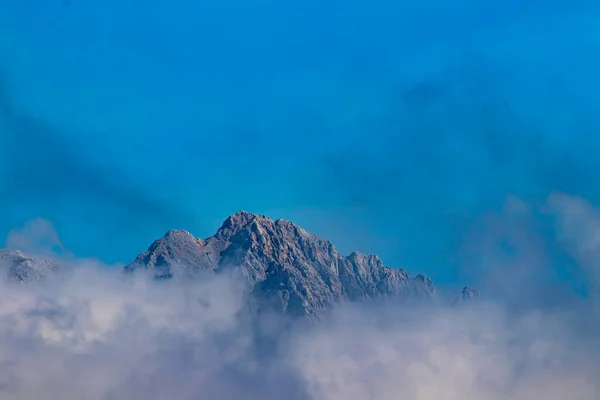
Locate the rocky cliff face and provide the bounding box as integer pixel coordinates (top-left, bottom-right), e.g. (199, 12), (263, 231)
(126, 211), (436, 317)
(0, 249), (60, 283)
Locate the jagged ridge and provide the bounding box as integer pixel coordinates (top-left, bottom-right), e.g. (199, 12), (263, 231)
(126, 211), (436, 317)
(453, 286), (482, 304)
(1, 211), (477, 318)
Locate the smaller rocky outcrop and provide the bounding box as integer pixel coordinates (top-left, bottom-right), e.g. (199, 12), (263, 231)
(0, 250), (60, 283)
(453, 286), (482, 304)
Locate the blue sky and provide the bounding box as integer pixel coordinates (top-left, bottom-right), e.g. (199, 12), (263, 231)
(1, 0), (600, 289)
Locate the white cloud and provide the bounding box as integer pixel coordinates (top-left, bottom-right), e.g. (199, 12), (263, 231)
(1, 194), (599, 399)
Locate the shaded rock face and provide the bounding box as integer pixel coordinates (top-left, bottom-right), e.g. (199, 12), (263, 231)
(126, 211), (436, 318)
(0, 250), (60, 283)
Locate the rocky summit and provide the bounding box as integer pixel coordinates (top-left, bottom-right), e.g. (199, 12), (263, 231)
(125, 211), (436, 318)
(453, 286), (483, 304)
(0, 249), (60, 283)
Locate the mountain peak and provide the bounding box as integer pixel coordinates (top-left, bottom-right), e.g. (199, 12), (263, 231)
(230, 210), (261, 224)
(163, 229), (195, 239)
(453, 286), (482, 304)
(125, 229), (209, 278)
(217, 211), (263, 237)
(126, 212), (437, 317)
(0, 249), (60, 282)
(460, 286), (481, 297)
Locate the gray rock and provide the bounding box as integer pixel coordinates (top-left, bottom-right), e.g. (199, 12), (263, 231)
(453, 286), (482, 304)
(126, 211), (436, 318)
(0, 249), (60, 283)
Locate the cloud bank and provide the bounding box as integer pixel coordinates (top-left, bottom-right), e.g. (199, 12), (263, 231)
(1, 193), (599, 399)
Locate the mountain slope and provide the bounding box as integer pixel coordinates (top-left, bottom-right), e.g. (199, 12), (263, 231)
(0, 249), (60, 283)
(126, 211), (435, 317)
